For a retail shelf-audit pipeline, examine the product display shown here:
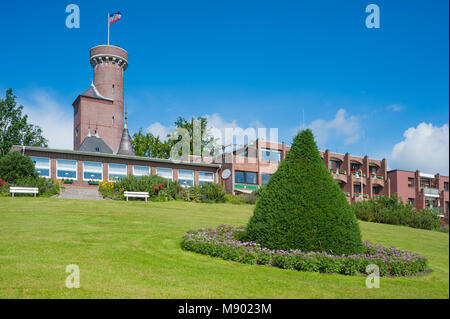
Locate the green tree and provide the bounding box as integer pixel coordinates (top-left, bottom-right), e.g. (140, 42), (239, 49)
(131, 128), (172, 158)
(0, 89), (48, 157)
(131, 116), (218, 159)
(242, 129), (363, 255)
(0, 151), (37, 183)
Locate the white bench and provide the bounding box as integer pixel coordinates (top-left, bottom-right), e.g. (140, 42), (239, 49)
(10, 187), (39, 197)
(124, 191), (149, 202)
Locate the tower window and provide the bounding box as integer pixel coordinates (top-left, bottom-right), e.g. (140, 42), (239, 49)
(112, 84), (115, 94)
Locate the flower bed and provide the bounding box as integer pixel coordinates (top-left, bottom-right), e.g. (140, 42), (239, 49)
(181, 225), (428, 276)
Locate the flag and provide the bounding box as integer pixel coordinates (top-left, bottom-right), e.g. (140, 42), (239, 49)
(109, 12), (122, 25)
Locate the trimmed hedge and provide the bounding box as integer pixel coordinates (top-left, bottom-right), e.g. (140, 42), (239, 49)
(243, 129), (363, 255)
(181, 225), (428, 277)
(351, 193), (442, 231)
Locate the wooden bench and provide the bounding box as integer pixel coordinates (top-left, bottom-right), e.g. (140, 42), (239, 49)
(10, 187), (39, 197)
(124, 191), (149, 202)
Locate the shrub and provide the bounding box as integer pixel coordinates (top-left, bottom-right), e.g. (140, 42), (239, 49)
(243, 129), (363, 255)
(0, 151), (36, 183)
(13, 176), (59, 197)
(351, 193), (441, 231)
(200, 183), (226, 203)
(181, 226), (428, 277)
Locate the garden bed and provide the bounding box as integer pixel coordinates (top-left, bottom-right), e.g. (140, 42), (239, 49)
(181, 225), (428, 277)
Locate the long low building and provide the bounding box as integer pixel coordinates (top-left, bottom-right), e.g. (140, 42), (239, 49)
(11, 145), (220, 187)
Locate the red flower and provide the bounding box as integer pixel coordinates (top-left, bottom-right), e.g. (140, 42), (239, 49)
(154, 187), (158, 191)
(158, 184), (162, 189)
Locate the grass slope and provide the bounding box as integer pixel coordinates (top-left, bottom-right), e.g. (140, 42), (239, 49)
(0, 198), (448, 299)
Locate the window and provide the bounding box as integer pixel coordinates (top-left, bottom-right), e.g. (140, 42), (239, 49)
(261, 173), (272, 185)
(31, 157), (50, 178)
(156, 167), (173, 181)
(108, 163), (127, 181)
(83, 161), (102, 181)
(235, 171), (257, 185)
(350, 162), (361, 172)
(178, 169), (194, 187)
(369, 166), (378, 174)
(353, 184), (361, 194)
(408, 198), (415, 206)
(372, 186), (380, 195)
(446, 202), (449, 213)
(261, 149), (271, 161)
(261, 149), (281, 162)
(198, 171), (214, 185)
(133, 165), (150, 177)
(408, 178), (414, 188)
(444, 182), (449, 191)
(57, 159), (77, 180)
(330, 160), (341, 169)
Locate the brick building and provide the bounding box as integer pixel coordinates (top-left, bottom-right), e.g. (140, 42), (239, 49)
(387, 170), (449, 219)
(215, 140), (391, 204)
(9, 42), (448, 217)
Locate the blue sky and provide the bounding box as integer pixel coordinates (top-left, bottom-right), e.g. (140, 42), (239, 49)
(0, 0), (448, 173)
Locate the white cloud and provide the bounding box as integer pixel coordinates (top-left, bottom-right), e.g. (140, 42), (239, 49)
(386, 104), (404, 112)
(306, 109), (361, 147)
(390, 122), (449, 175)
(20, 89), (73, 150)
(146, 122), (172, 140)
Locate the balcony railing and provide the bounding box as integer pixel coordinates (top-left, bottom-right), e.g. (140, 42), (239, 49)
(330, 169), (347, 175)
(370, 174), (384, 180)
(422, 187), (440, 196)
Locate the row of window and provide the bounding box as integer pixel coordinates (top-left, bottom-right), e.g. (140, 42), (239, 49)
(31, 157), (214, 185)
(237, 149), (282, 162)
(235, 171), (273, 185)
(330, 160), (380, 174)
(408, 177), (449, 191)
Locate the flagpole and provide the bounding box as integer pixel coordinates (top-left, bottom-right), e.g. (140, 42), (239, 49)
(107, 13), (110, 45)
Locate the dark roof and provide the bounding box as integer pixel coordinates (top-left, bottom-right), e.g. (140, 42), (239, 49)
(80, 83), (113, 102)
(78, 135), (113, 154)
(117, 126), (135, 156)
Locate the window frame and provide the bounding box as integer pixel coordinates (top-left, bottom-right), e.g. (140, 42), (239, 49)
(83, 161), (103, 181)
(56, 159), (78, 180)
(261, 173), (272, 185)
(234, 170), (258, 185)
(31, 156), (51, 178)
(108, 163), (127, 181)
(156, 167), (173, 181)
(198, 171), (214, 185)
(178, 169), (194, 187)
(408, 177), (415, 188)
(133, 165), (151, 177)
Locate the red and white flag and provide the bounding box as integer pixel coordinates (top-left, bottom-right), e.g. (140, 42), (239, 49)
(109, 12), (122, 25)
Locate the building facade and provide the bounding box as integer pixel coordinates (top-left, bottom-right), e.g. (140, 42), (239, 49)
(10, 42), (448, 219)
(215, 140), (391, 204)
(388, 169), (449, 220)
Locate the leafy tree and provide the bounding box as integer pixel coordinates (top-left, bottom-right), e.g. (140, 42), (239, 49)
(0, 89), (48, 157)
(0, 151), (37, 183)
(131, 128), (172, 158)
(131, 116), (218, 159)
(242, 129), (363, 255)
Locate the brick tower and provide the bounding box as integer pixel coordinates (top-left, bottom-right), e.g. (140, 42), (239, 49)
(73, 45), (129, 153)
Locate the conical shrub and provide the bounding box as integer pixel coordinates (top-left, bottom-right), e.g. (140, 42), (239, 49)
(243, 129), (363, 255)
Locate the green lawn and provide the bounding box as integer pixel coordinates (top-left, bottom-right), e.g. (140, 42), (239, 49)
(0, 197), (448, 299)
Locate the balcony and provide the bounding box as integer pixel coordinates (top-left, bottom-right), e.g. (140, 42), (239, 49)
(370, 174), (384, 180)
(330, 169), (347, 175)
(350, 171), (366, 178)
(422, 187), (440, 197)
